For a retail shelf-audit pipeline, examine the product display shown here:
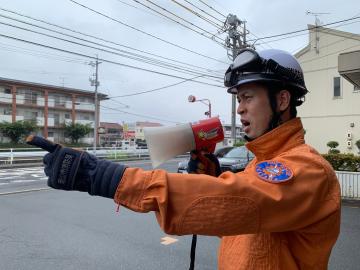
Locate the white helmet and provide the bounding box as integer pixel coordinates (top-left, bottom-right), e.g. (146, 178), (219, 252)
(224, 48), (308, 105)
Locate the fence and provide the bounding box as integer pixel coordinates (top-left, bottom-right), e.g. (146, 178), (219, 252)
(0, 146), (151, 167)
(336, 171), (360, 200)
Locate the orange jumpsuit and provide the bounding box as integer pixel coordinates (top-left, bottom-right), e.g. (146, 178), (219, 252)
(114, 118), (341, 270)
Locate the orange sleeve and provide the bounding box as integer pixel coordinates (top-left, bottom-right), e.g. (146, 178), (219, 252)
(114, 153), (340, 236)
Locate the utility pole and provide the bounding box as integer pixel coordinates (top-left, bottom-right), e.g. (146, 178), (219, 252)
(89, 55), (101, 154)
(224, 14), (248, 144)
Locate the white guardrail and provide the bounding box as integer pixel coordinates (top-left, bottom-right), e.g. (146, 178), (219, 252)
(0, 147), (151, 166)
(336, 171), (360, 200)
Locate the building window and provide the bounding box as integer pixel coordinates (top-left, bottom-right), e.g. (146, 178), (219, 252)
(64, 113), (70, 119)
(48, 132), (54, 137)
(4, 88), (11, 94)
(3, 108), (12, 115)
(333, 77), (341, 98)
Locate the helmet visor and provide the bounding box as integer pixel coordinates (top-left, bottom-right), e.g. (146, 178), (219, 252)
(232, 49), (259, 70)
(224, 48), (306, 93)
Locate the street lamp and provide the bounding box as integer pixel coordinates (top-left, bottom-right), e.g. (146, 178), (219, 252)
(188, 95), (212, 118)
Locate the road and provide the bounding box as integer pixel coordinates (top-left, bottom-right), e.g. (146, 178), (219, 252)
(1, 159), (359, 269)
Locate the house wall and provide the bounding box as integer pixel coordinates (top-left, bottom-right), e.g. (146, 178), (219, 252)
(296, 26), (360, 154)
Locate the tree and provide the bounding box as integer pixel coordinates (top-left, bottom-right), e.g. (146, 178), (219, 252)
(327, 141), (340, 154)
(64, 122), (92, 144)
(355, 139), (360, 153)
(0, 120), (39, 144)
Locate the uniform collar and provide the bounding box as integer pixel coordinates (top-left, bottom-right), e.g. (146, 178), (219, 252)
(245, 117), (305, 161)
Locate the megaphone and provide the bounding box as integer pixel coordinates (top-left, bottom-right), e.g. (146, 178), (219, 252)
(144, 117), (224, 168)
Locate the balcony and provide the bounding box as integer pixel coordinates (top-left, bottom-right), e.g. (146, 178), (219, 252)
(15, 95), (45, 106)
(48, 99), (72, 109)
(75, 103), (95, 111)
(16, 95), (26, 104)
(75, 119), (94, 127)
(64, 119), (72, 125)
(0, 92), (12, 104)
(47, 118), (55, 127)
(36, 117), (45, 126)
(0, 115), (12, 122)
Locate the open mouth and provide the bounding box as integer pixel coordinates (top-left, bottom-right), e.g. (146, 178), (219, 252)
(241, 120), (250, 133)
(241, 120), (250, 127)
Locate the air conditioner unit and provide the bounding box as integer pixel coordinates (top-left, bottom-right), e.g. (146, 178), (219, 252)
(346, 132), (352, 140)
(347, 140), (352, 149)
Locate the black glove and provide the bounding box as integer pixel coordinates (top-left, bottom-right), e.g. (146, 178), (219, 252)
(26, 135), (127, 198)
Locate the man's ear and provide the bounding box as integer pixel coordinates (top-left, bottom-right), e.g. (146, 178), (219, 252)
(276, 90), (291, 112)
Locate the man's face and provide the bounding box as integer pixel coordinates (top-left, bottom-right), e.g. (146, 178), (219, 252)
(236, 83), (273, 140)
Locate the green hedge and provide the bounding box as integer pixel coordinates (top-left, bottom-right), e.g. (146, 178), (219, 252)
(322, 153), (360, 172)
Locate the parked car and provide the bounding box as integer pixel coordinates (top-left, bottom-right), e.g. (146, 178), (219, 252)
(177, 146), (235, 173)
(219, 146), (254, 173)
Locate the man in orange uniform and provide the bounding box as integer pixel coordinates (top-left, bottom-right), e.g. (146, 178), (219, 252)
(28, 48), (340, 269)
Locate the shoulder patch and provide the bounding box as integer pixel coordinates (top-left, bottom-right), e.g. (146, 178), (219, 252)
(255, 160), (293, 183)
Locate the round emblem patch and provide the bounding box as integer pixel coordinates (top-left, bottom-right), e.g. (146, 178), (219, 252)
(255, 160), (293, 183)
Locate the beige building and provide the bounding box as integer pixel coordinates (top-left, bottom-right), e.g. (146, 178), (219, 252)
(0, 77), (107, 144)
(135, 121), (162, 140)
(295, 25), (360, 154)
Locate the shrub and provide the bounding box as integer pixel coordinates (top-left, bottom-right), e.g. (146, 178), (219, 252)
(233, 140), (245, 147)
(322, 153), (360, 172)
(0, 120), (39, 144)
(326, 141), (339, 154)
(355, 139), (360, 153)
(64, 123), (92, 144)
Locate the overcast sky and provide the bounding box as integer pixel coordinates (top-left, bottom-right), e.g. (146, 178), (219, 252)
(0, 0), (359, 126)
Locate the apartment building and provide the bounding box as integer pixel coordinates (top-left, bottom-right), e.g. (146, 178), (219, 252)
(0, 77), (107, 144)
(222, 123), (243, 146)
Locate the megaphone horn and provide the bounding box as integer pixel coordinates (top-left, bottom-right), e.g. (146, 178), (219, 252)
(144, 117), (224, 168)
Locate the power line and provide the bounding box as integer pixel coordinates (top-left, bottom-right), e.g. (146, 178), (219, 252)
(100, 104), (182, 124)
(0, 16), (223, 79)
(0, 33), (224, 88)
(247, 15), (360, 42)
(291, 12), (360, 54)
(132, 0), (224, 44)
(169, 0), (223, 29)
(299, 39), (360, 65)
(0, 7), (227, 72)
(0, 20), (223, 80)
(182, 0), (224, 25)
(68, 0), (228, 64)
(257, 19), (360, 48)
(115, 0), (158, 17)
(0, 41), (87, 64)
(108, 75), (204, 98)
(196, 0), (227, 19)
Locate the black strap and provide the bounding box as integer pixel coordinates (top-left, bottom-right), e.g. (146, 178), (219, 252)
(189, 234), (197, 270)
